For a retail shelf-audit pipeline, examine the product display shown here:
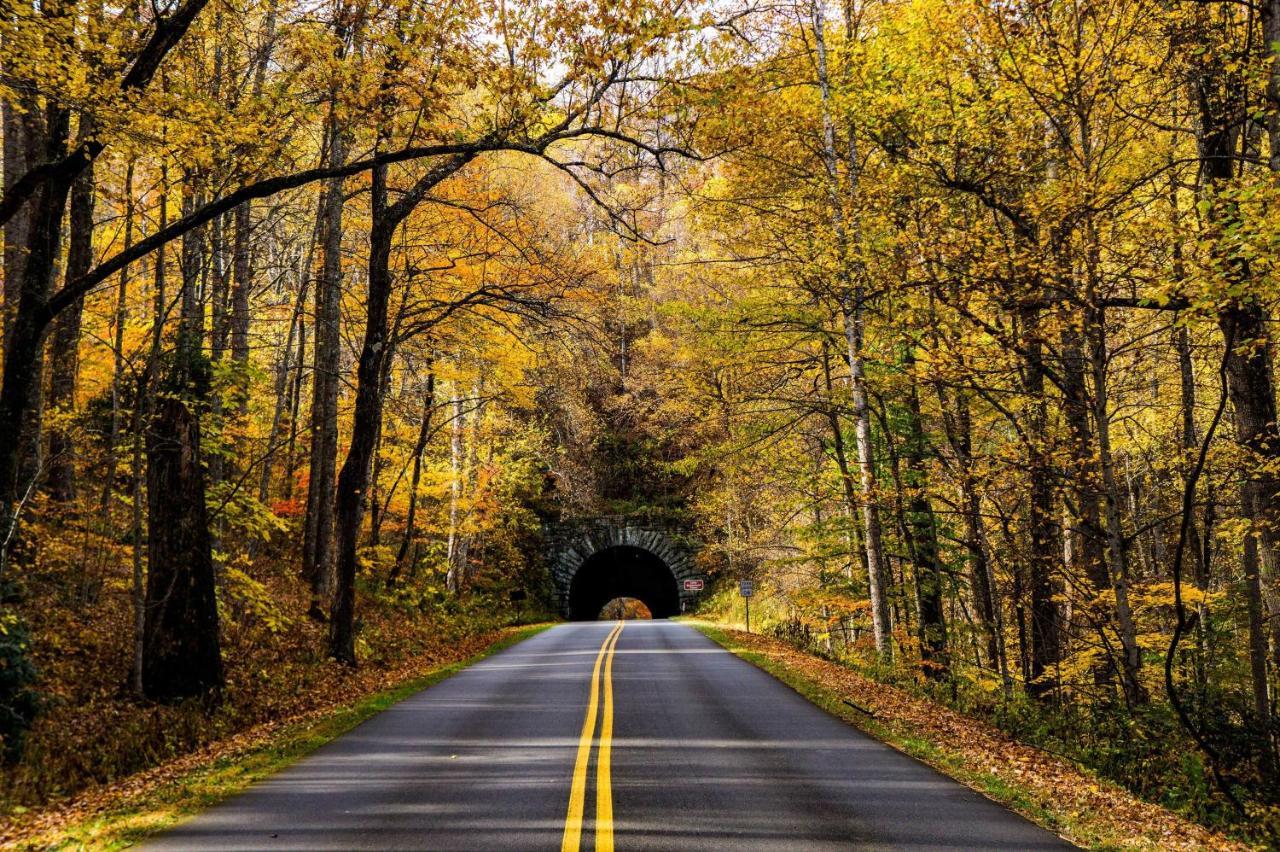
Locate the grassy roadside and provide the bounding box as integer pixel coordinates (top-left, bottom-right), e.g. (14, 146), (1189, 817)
(691, 621), (1247, 852)
(2, 623), (552, 851)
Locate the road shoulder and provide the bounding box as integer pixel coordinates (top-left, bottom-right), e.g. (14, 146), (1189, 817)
(692, 622), (1244, 852)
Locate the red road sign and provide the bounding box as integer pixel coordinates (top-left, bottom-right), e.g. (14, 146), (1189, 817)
(683, 579), (704, 592)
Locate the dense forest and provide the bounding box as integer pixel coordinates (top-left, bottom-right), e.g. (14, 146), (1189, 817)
(3, 0), (1280, 843)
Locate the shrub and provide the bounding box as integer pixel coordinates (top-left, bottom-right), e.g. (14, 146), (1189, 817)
(0, 604), (39, 763)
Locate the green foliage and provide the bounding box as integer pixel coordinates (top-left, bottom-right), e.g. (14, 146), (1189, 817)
(219, 559), (294, 635)
(0, 602), (39, 764)
(206, 483), (288, 545)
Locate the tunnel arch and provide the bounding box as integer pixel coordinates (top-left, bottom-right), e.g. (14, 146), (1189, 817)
(546, 519), (703, 619)
(569, 546), (680, 620)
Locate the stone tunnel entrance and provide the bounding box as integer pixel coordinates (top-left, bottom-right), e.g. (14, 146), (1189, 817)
(547, 518), (702, 620)
(568, 546), (680, 620)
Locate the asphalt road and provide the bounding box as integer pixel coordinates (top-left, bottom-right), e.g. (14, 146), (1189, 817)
(149, 621), (1071, 850)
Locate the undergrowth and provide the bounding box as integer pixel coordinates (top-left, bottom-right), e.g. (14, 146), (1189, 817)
(0, 536), (552, 817)
(698, 583), (1277, 846)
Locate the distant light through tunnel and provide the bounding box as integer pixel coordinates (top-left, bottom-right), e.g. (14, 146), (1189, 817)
(599, 597), (652, 620)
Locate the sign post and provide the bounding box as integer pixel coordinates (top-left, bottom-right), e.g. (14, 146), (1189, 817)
(738, 579), (754, 633)
(681, 579), (703, 618)
(508, 588), (527, 621)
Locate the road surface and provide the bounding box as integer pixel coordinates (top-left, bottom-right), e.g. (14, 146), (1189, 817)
(149, 621), (1070, 850)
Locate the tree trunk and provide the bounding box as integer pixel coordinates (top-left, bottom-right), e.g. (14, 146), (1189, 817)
(143, 381), (223, 700)
(100, 163), (133, 533)
(260, 275), (308, 502)
(230, 201), (252, 390)
(1176, 326), (1204, 590)
(283, 311), (307, 501)
(229, 0), (276, 407)
(843, 300), (893, 658)
(0, 128), (21, 336)
(132, 172), (166, 696)
(937, 378), (1003, 675)
(820, 341), (861, 581)
(324, 114), (474, 658)
(367, 353), (397, 547)
(1020, 304), (1062, 699)
(1175, 324), (1212, 689)
(1088, 303), (1144, 704)
(46, 121), (96, 504)
(1, 71), (37, 345)
(329, 163), (395, 664)
(1190, 13), (1279, 770)
(1058, 314), (1112, 648)
(1264, 0), (1280, 172)
(130, 376), (147, 696)
(206, 210), (228, 489)
(810, 0), (893, 658)
(446, 387), (465, 593)
(0, 98), (71, 576)
(1220, 300), (1280, 661)
(302, 114), (347, 619)
(142, 217), (222, 700)
(388, 365), (435, 588)
(901, 350), (948, 676)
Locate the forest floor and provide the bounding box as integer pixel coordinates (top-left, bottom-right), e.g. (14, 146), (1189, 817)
(0, 621), (549, 850)
(0, 526), (551, 850)
(693, 622), (1251, 852)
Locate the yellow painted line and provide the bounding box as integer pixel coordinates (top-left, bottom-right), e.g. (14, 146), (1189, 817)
(596, 622), (621, 852)
(561, 622), (623, 852)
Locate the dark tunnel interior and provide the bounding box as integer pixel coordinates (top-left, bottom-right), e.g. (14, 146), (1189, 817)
(568, 545), (680, 620)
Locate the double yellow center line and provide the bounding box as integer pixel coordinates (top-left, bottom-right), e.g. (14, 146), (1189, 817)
(562, 622), (624, 852)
